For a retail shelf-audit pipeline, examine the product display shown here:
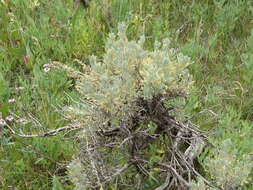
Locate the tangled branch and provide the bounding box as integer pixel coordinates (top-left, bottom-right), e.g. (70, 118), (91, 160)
(72, 96), (213, 189)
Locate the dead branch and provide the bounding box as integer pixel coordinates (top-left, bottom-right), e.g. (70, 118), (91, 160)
(4, 124), (80, 138)
(155, 174), (171, 190)
(73, 95), (212, 189)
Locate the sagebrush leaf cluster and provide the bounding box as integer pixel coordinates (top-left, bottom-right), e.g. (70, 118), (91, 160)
(74, 23), (193, 119)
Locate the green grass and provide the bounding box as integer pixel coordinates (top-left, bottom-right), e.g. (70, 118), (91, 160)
(0, 0), (253, 189)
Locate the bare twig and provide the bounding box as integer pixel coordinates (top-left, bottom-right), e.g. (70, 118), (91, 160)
(185, 105), (220, 121)
(104, 163), (131, 183)
(4, 124), (80, 138)
(184, 133), (205, 162)
(155, 174), (171, 190)
(132, 157), (191, 187)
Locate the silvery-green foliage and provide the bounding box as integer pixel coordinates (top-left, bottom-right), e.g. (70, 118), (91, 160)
(68, 159), (88, 190)
(76, 23), (193, 119)
(190, 177), (216, 190)
(204, 139), (253, 189)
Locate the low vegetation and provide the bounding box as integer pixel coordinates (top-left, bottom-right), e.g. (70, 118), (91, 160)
(0, 0), (252, 189)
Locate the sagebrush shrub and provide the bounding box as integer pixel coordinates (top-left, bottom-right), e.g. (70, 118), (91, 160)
(204, 139), (253, 189)
(54, 23), (195, 189)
